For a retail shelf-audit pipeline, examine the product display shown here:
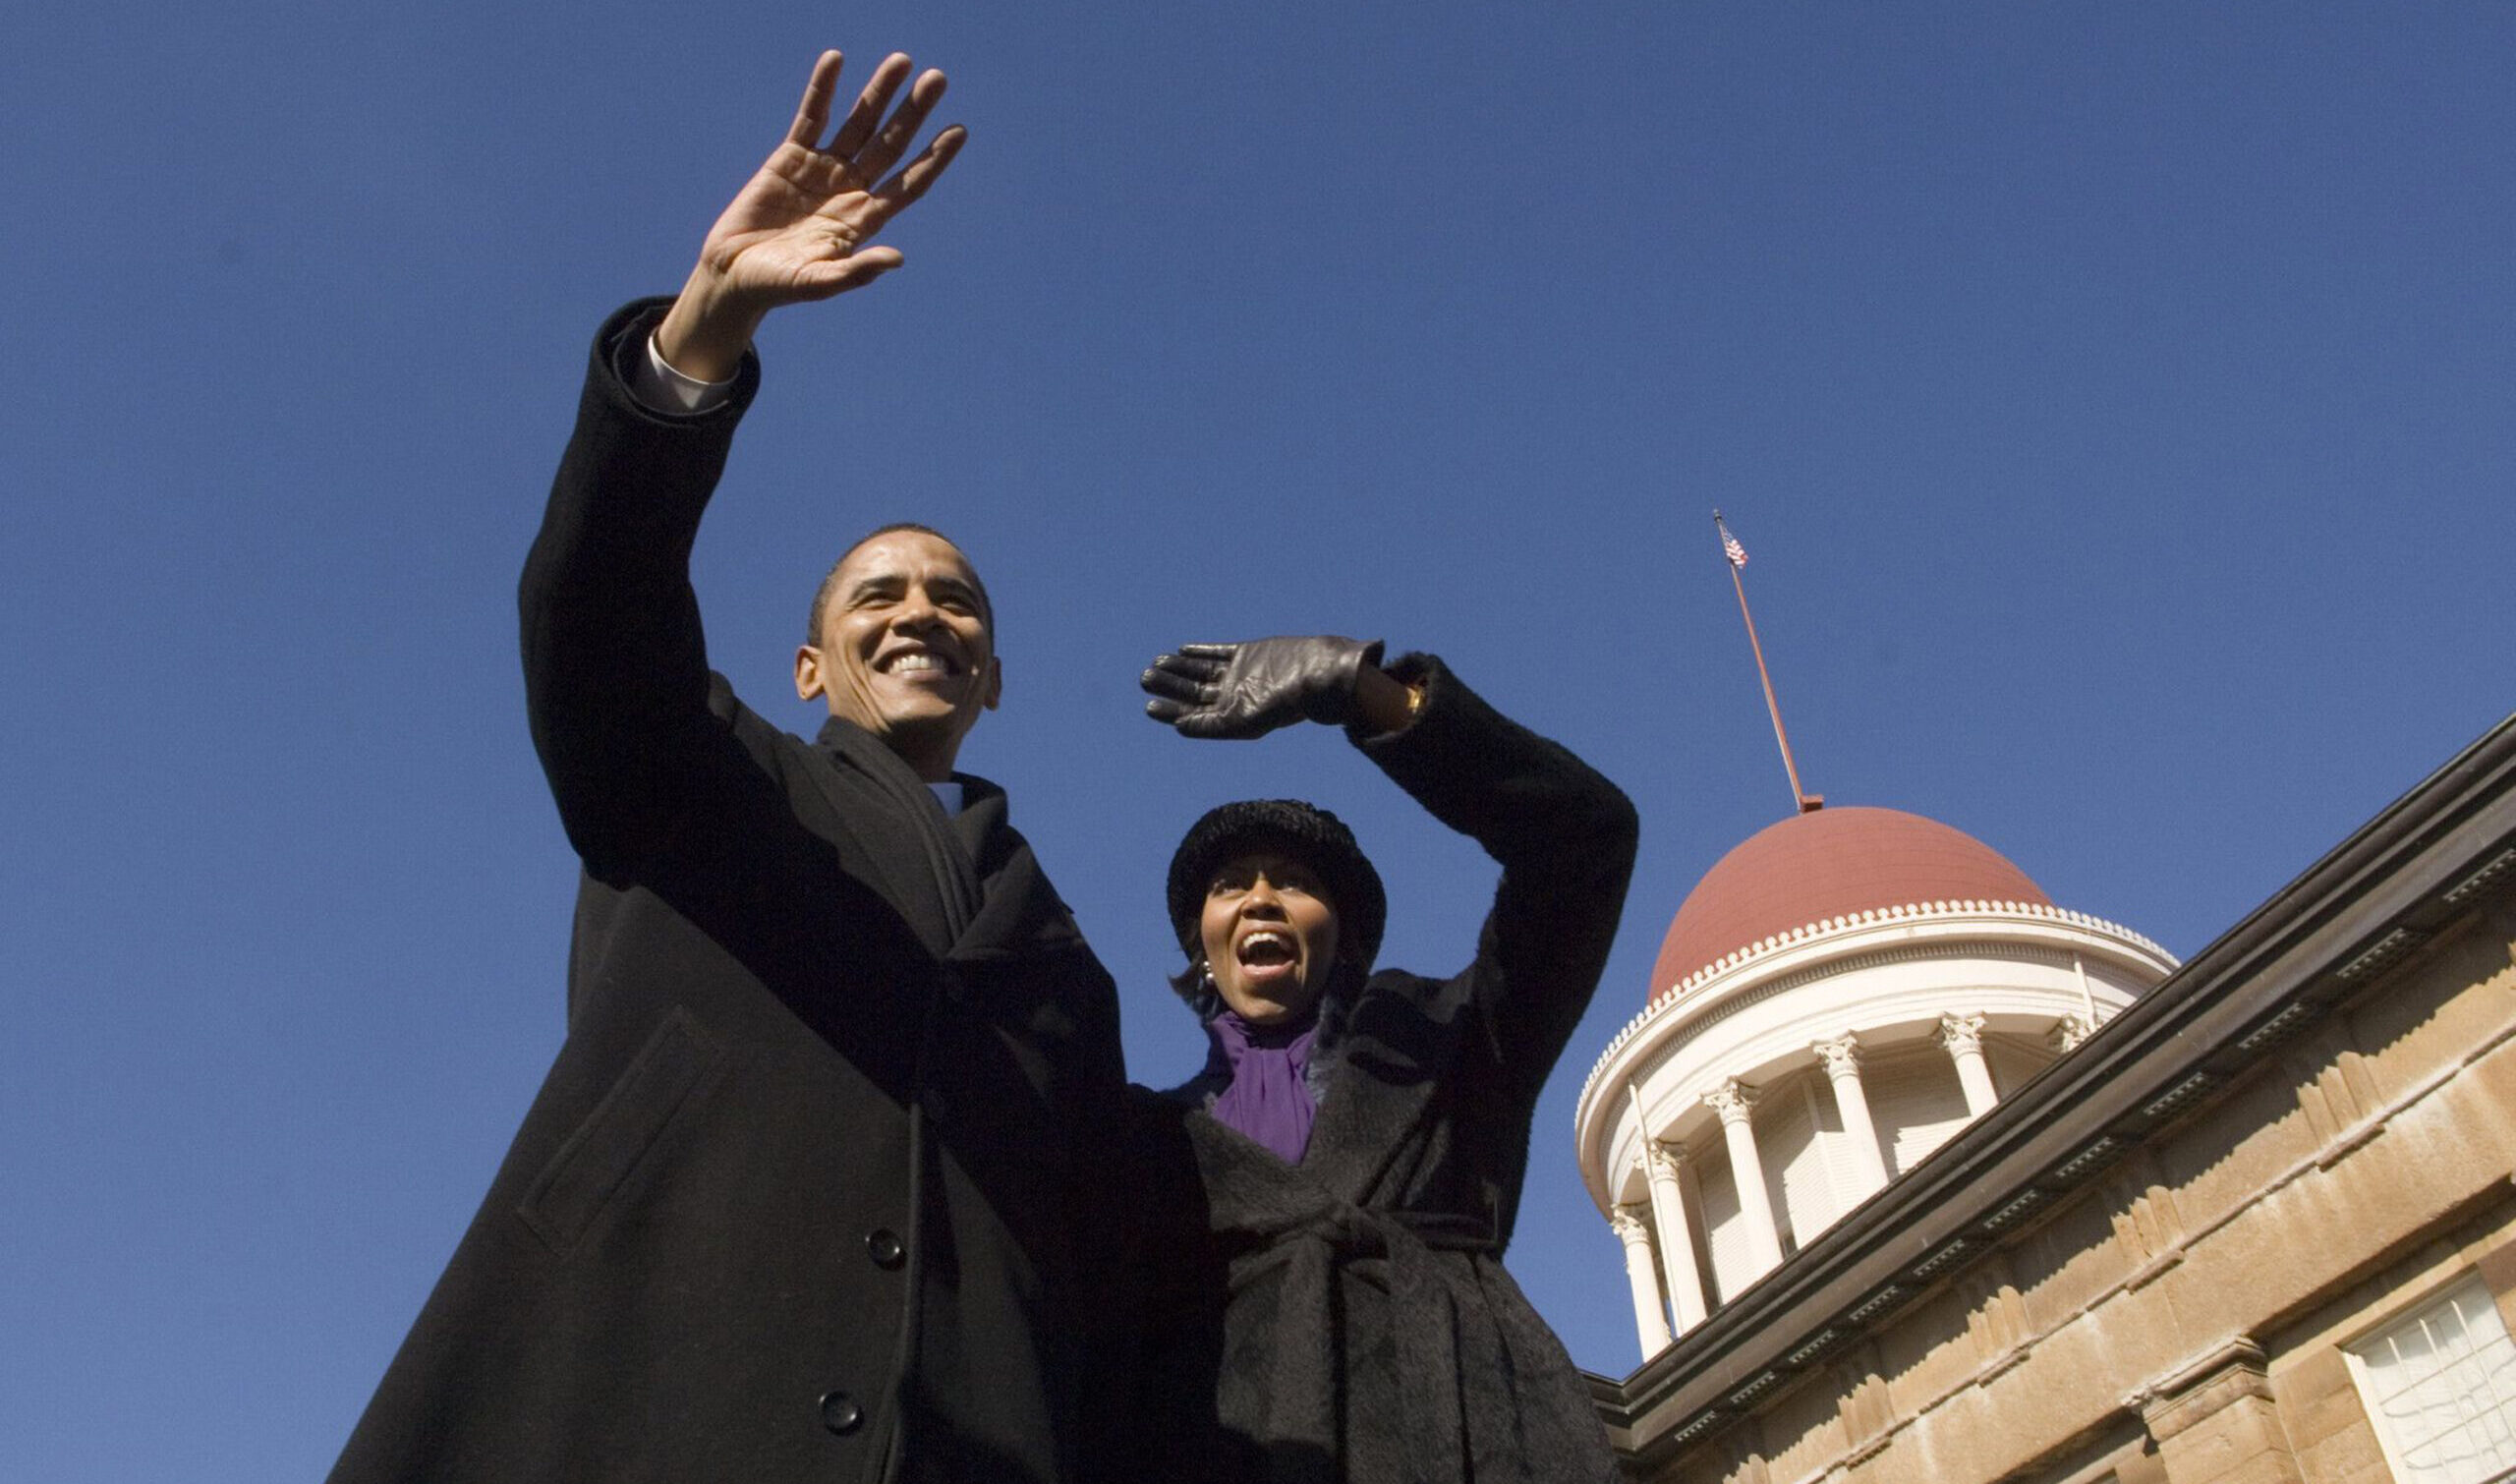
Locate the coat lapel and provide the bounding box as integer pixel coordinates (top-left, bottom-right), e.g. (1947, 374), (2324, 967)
(944, 781), (1091, 967)
(806, 718), (982, 958)
(1180, 1031), (1424, 1210)
(1298, 972), (1449, 1203)
(1298, 1056), (1412, 1203)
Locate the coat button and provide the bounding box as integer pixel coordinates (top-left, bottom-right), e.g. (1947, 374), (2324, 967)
(866, 1228), (905, 1270)
(819, 1390), (863, 1436)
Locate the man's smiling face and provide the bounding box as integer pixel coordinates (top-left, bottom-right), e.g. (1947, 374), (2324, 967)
(795, 529), (1001, 780)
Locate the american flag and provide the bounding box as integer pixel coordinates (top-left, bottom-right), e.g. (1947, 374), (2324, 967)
(1720, 524), (1747, 569)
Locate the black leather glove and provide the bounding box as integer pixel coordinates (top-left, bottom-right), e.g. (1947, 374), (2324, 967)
(1140, 637), (1385, 739)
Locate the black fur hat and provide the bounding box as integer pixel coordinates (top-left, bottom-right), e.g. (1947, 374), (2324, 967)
(1166, 799), (1387, 978)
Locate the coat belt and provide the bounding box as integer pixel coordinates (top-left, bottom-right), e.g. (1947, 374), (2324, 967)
(1227, 1202), (1501, 1484)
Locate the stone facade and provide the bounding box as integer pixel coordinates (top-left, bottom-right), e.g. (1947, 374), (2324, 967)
(1585, 716), (2516, 1484)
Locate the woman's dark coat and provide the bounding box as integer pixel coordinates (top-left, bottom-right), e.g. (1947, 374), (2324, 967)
(326, 301), (1125, 1484)
(1125, 656), (1639, 1484)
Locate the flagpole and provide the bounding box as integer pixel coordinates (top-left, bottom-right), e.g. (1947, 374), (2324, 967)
(1714, 511), (1820, 816)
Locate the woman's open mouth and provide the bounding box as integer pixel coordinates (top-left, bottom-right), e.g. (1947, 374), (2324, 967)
(1236, 928), (1298, 981)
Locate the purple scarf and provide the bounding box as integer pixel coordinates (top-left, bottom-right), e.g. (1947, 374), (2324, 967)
(1203, 1009), (1320, 1164)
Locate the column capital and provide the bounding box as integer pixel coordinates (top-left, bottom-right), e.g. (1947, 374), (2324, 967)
(1703, 1079), (1758, 1124)
(1640, 1144), (1708, 1334)
(1812, 1034), (1864, 1077)
(1707, 1079), (1784, 1272)
(1823, 1031), (1892, 1195)
(1613, 1203), (1676, 1357)
(1941, 1012), (2000, 1117)
(2048, 1013), (2095, 1052)
(1610, 1204), (1655, 1246)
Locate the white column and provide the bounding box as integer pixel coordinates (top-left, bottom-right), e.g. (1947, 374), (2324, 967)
(1705, 1079), (1785, 1274)
(2048, 1013), (2095, 1053)
(1609, 1204), (1674, 1358)
(1642, 1144), (1710, 1333)
(1940, 1012), (1999, 1117)
(1813, 1035), (1891, 1197)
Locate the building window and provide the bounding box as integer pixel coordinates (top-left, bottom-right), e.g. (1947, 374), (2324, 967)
(2349, 1278), (2516, 1484)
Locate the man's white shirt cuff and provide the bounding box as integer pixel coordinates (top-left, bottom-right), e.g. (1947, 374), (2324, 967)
(630, 332), (737, 415)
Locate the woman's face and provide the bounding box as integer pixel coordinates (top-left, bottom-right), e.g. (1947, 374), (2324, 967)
(1199, 848), (1341, 1026)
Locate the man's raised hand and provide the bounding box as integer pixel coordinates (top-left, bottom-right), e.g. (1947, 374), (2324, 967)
(656, 50), (966, 381)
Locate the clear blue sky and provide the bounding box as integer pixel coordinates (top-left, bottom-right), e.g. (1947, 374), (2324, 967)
(5, 4), (2511, 1478)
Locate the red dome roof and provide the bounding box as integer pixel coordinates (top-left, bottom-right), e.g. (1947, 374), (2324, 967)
(1649, 807), (2050, 1000)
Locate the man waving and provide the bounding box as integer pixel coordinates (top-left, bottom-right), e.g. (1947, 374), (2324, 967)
(329, 51), (1125, 1484)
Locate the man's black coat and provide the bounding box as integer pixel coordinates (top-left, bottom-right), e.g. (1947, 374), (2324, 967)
(327, 301), (1125, 1484)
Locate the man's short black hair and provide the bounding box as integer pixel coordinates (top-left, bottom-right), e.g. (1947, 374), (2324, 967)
(806, 522), (995, 644)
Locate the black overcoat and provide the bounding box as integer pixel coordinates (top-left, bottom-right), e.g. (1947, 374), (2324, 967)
(1124, 657), (1639, 1484)
(327, 301), (1125, 1484)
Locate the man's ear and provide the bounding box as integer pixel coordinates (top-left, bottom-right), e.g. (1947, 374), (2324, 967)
(795, 644), (827, 703)
(982, 654), (1003, 711)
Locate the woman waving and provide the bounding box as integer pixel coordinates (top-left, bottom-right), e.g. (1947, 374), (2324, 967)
(1124, 637), (1638, 1484)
